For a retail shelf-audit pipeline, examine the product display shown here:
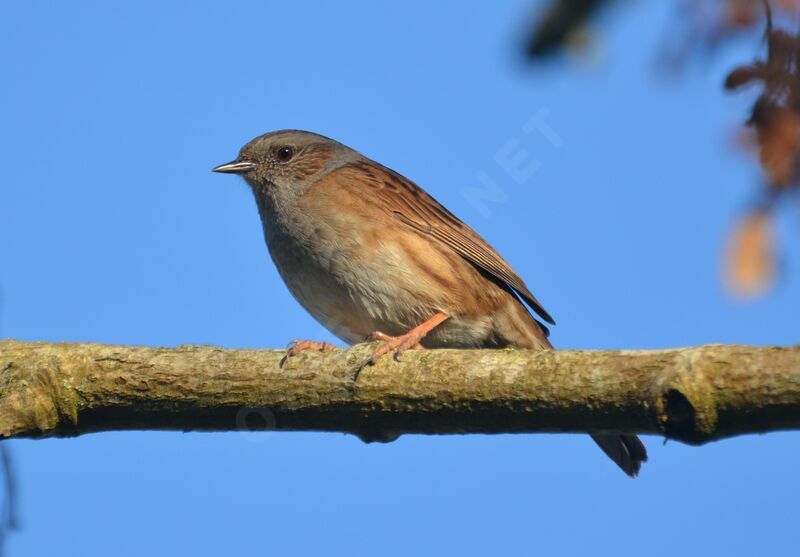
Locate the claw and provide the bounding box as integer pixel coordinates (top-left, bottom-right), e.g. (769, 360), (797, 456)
(358, 312), (449, 376)
(280, 340), (333, 368)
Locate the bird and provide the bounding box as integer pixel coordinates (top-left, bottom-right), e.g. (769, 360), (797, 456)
(212, 129), (647, 477)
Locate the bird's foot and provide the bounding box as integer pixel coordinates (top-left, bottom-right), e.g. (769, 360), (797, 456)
(352, 330), (423, 382)
(280, 340), (334, 367)
(352, 312), (450, 381)
(365, 330), (425, 364)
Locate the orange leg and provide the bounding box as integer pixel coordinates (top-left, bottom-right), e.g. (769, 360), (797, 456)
(365, 312), (450, 366)
(281, 340), (334, 367)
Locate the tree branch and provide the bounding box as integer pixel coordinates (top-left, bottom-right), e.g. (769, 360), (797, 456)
(0, 340), (798, 444)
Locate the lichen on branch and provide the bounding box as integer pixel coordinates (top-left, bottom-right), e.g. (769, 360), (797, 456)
(0, 340), (798, 444)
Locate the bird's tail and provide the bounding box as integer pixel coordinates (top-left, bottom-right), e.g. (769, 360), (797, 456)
(590, 434), (648, 477)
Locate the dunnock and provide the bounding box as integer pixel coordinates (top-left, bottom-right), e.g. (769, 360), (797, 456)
(213, 129), (647, 476)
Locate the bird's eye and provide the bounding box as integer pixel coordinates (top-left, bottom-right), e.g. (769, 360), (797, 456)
(276, 146), (294, 162)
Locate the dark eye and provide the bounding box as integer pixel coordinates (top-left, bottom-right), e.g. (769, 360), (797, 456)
(276, 146), (294, 162)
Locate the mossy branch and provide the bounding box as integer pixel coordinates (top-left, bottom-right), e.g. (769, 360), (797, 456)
(0, 340), (798, 444)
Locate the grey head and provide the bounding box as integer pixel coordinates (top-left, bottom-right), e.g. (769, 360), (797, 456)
(212, 129), (357, 211)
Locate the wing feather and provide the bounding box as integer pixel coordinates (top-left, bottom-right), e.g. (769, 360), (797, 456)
(344, 160), (555, 325)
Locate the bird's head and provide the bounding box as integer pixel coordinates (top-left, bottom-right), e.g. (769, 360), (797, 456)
(213, 129), (347, 203)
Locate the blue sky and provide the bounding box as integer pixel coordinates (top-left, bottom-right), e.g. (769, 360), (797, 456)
(1, 1), (798, 556)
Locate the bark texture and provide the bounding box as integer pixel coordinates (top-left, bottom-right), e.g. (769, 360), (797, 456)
(0, 340), (798, 444)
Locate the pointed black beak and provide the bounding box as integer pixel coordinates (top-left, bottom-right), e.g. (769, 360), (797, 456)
(212, 160), (257, 174)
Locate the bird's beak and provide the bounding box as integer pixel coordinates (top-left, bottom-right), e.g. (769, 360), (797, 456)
(212, 160), (257, 174)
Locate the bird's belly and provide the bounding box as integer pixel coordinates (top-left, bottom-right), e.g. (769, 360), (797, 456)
(282, 272), (368, 345)
(267, 231), (433, 345)
(264, 218), (530, 349)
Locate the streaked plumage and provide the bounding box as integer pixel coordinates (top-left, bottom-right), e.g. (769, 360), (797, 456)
(213, 129), (647, 476)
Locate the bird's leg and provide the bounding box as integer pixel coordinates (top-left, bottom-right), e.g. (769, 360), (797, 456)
(281, 340), (334, 367)
(364, 312), (450, 366)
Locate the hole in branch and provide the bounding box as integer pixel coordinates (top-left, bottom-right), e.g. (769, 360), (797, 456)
(663, 389), (697, 439)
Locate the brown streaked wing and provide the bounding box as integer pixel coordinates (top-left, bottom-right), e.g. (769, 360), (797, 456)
(343, 160), (555, 325)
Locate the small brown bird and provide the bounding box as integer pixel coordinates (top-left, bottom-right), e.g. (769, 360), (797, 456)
(213, 130), (647, 477)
